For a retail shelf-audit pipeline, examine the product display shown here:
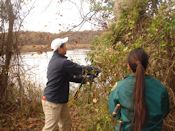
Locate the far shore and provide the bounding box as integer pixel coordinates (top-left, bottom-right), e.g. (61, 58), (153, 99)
(20, 44), (91, 54)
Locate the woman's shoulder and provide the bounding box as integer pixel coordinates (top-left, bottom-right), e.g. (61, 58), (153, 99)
(119, 74), (135, 84)
(145, 75), (163, 85)
(145, 75), (167, 92)
(111, 74), (135, 92)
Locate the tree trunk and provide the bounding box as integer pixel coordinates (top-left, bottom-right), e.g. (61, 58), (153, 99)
(0, 0), (14, 100)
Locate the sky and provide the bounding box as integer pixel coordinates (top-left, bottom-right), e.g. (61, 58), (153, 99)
(22, 0), (97, 33)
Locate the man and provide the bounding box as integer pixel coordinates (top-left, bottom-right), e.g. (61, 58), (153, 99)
(42, 37), (96, 131)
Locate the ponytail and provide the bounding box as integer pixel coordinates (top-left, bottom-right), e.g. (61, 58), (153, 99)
(133, 62), (147, 131)
(127, 48), (149, 131)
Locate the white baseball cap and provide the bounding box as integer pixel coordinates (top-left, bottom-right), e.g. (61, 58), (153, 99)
(51, 37), (68, 51)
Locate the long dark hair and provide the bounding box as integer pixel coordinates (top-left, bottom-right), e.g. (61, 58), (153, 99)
(127, 48), (149, 131)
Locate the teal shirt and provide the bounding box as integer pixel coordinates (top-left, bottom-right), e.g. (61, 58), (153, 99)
(108, 74), (169, 131)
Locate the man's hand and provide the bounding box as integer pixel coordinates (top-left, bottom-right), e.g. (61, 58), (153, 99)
(85, 74), (96, 82)
(84, 66), (101, 76)
(92, 67), (101, 77)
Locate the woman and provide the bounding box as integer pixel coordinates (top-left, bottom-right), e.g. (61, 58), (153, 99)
(108, 48), (169, 131)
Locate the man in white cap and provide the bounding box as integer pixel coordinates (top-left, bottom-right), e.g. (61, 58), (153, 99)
(42, 37), (96, 131)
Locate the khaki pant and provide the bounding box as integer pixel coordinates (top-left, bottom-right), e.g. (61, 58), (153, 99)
(42, 100), (72, 131)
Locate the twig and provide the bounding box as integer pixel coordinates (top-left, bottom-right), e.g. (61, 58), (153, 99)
(17, 0), (37, 32)
(68, 10), (96, 31)
(163, 61), (175, 83)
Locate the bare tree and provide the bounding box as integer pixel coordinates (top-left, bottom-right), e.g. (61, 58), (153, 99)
(0, 0), (31, 100)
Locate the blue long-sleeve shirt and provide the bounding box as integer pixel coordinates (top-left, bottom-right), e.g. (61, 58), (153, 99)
(44, 51), (91, 104)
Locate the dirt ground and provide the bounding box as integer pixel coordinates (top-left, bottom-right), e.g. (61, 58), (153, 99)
(0, 102), (86, 131)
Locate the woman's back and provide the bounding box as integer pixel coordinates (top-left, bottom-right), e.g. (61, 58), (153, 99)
(108, 74), (169, 131)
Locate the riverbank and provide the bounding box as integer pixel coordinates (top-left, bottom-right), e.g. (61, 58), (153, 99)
(18, 30), (102, 53)
(20, 43), (91, 53)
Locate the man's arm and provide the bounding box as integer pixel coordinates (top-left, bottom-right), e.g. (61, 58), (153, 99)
(63, 60), (84, 75)
(63, 59), (94, 75)
(69, 75), (86, 83)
